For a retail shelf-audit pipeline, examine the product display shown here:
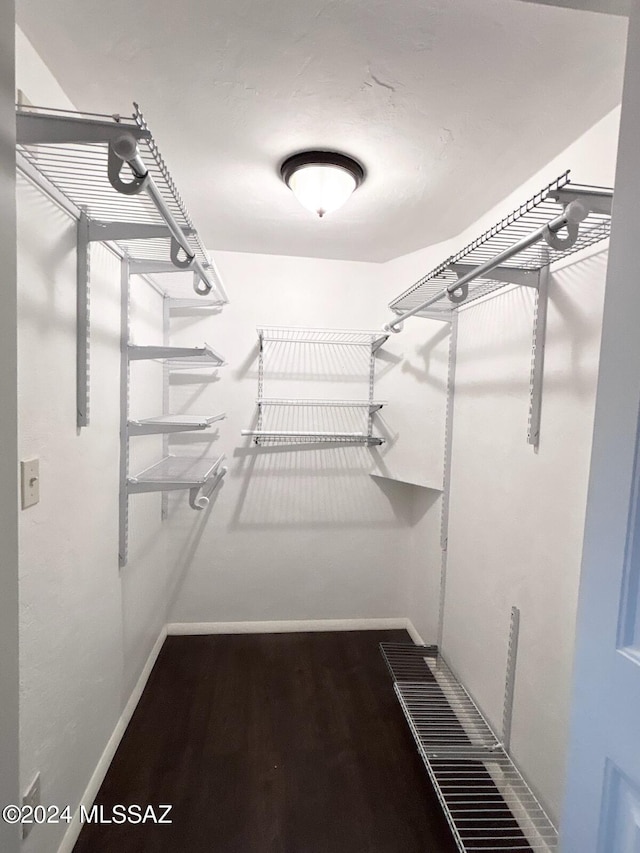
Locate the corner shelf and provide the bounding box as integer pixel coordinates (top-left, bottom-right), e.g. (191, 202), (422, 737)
(128, 413), (225, 435)
(370, 472), (443, 491)
(128, 343), (225, 366)
(127, 454), (227, 510)
(241, 430), (384, 446)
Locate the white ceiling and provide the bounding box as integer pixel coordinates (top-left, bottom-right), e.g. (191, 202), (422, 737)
(17, 0), (627, 262)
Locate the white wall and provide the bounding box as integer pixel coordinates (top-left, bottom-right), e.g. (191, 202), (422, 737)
(166, 252), (438, 630)
(0, 3), (21, 851)
(16, 30), (177, 853)
(432, 110), (619, 823)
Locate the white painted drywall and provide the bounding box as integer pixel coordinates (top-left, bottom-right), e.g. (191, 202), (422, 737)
(16, 30), (177, 853)
(0, 3), (21, 851)
(434, 110), (620, 824)
(166, 252), (431, 628)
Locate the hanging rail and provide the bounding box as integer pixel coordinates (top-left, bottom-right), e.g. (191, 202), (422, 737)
(384, 173), (613, 330)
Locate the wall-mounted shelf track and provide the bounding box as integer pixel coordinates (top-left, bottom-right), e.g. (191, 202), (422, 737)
(244, 327), (387, 447)
(16, 102), (228, 429)
(128, 413), (225, 436)
(387, 172), (612, 323)
(127, 454), (227, 510)
(380, 643), (558, 853)
(128, 343), (225, 366)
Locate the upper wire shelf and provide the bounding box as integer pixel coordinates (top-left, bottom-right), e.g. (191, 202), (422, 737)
(389, 172), (612, 319)
(258, 326), (388, 351)
(16, 102), (226, 301)
(380, 643), (558, 853)
(257, 398), (386, 411)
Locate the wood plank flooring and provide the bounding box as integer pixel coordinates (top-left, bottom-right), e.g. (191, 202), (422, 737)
(73, 630), (459, 853)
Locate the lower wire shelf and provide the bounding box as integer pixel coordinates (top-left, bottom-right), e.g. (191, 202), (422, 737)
(380, 644), (558, 853)
(241, 429), (385, 446)
(127, 454), (227, 509)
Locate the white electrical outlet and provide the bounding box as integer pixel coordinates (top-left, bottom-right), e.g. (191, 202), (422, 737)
(21, 459), (40, 509)
(22, 773), (40, 840)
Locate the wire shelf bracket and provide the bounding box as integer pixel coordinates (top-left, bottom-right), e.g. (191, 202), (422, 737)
(380, 643), (558, 853)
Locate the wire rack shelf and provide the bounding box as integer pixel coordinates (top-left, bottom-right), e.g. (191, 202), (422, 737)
(127, 454), (227, 510)
(128, 413), (225, 435)
(257, 397), (386, 411)
(241, 430), (384, 446)
(128, 343), (225, 366)
(16, 102), (226, 302)
(258, 326), (389, 351)
(380, 643), (558, 853)
(389, 172), (612, 319)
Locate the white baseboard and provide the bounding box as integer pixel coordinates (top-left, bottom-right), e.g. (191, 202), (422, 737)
(168, 617), (425, 643)
(57, 625), (168, 853)
(57, 615), (424, 853)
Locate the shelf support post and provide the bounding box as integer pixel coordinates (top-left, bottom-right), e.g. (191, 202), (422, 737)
(502, 605), (521, 753)
(118, 257), (131, 568)
(77, 209), (90, 427)
(528, 262), (550, 448)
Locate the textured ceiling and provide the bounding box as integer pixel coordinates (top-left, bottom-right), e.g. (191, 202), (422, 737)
(17, 0), (627, 262)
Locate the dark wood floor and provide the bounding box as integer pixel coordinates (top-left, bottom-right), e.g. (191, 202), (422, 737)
(74, 630), (459, 853)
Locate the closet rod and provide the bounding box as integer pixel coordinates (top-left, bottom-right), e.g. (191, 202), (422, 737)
(384, 199), (588, 332)
(110, 133), (223, 299)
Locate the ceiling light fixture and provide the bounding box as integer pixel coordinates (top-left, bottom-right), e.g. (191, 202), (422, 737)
(280, 151), (365, 218)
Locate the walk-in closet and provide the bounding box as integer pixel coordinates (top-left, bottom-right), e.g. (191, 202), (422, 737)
(1, 1), (639, 851)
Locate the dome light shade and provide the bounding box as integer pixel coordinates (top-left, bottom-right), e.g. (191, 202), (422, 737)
(281, 151), (364, 218)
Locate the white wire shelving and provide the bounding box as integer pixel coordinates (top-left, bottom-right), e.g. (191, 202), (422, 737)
(16, 103), (227, 302)
(380, 643), (558, 853)
(128, 343), (226, 366)
(257, 398), (386, 413)
(388, 172), (612, 323)
(128, 413), (225, 436)
(244, 327), (387, 447)
(258, 326), (389, 353)
(127, 454), (227, 510)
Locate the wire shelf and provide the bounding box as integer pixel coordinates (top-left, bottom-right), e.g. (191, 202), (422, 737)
(389, 172), (612, 318)
(127, 454), (225, 492)
(258, 326), (389, 351)
(241, 430), (385, 446)
(128, 343), (225, 366)
(257, 398), (386, 410)
(16, 103), (225, 299)
(128, 413), (225, 435)
(380, 644), (558, 853)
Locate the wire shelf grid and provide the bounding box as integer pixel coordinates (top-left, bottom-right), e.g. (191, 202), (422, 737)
(380, 643), (558, 853)
(257, 326), (389, 349)
(389, 173), (612, 318)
